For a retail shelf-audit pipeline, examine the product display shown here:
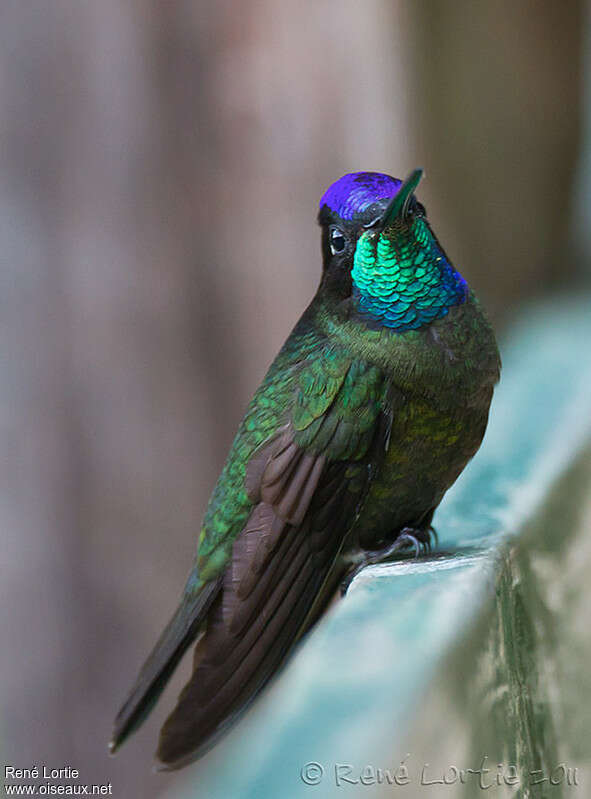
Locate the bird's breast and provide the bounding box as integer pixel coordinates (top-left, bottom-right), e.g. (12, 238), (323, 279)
(352, 395), (489, 548)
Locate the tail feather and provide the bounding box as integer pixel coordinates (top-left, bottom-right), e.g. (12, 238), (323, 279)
(110, 576), (222, 753)
(156, 514), (345, 768)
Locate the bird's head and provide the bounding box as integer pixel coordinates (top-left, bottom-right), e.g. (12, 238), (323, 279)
(317, 170), (468, 331)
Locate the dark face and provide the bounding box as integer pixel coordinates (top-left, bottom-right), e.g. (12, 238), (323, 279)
(317, 172), (425, 300)
(316, 170), (467, 331)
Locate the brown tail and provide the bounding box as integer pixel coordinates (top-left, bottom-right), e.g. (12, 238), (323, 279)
(110, 576), (222, 754)
(156, 483), (350, 768)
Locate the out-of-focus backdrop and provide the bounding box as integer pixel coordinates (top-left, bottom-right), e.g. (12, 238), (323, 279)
(0, 2), (587, 797)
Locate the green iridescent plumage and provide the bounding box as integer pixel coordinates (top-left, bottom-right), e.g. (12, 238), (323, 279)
(111, 169), (500, 769)
(352, 211), (467, 330)
(196, 324), (386, 580)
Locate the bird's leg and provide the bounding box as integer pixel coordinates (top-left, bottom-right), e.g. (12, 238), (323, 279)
(340, 524), (438, 596)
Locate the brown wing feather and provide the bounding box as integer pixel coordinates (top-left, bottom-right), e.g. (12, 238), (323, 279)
(157, 531), (341, 768)
(156, 438), (380, 769)
(245, 427), (327, 526)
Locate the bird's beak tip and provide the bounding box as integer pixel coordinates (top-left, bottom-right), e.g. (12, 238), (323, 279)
(381, 168), (425, 227)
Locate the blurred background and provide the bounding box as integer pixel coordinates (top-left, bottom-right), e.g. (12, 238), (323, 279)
(0, 1), (587, 797)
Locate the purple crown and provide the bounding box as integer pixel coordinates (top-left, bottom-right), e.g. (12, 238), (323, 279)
(319, 172), (402, 221)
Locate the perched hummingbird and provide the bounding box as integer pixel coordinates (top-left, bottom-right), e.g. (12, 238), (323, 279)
(110, 169), (500, 769)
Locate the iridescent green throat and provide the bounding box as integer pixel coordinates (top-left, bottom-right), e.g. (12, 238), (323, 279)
(350, 218), (468, 331)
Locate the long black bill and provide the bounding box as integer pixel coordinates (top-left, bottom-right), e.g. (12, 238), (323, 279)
(381, 168), (424, 227)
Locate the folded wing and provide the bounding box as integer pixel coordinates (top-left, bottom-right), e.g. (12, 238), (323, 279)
(157, 356), (391, 768)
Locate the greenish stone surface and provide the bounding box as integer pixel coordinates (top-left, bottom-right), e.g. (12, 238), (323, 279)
(401, 446), (591, 798)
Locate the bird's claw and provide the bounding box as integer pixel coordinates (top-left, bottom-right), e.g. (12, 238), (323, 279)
(395, 531), (421, 558)
(399, 524), (438, 555)
(428, 524), (438, 547)
(340, 524), (438, 595)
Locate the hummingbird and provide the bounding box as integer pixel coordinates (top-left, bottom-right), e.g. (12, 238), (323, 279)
(110, 169), (500, 769)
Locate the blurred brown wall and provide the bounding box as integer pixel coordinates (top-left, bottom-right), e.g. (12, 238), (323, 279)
(412, 0), (583, 315)
(0, 2), (582, 797)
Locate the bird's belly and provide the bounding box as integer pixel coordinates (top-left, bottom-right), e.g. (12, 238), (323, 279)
(352, 398), (486, 548)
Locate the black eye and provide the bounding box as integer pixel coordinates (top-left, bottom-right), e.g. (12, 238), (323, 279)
(406, 198), (426, 219)
(330, 227), (347, 255)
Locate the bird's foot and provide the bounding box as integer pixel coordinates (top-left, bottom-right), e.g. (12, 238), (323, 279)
(406, 524), (438, 553)
(340, 524), (438, 596)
